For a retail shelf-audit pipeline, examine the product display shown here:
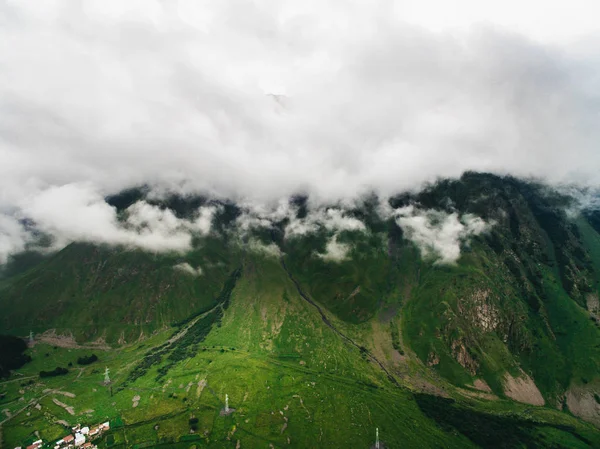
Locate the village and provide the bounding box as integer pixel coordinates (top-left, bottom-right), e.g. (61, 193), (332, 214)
(15, 420), (110, 449)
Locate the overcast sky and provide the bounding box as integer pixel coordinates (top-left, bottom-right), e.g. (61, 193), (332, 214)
(1, 0), (600, 260)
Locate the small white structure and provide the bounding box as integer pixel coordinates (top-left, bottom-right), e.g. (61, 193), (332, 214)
(100, 421), (110, 431)
(104, 367), (110, 385)
(80, 427), (89, 435)
(74, 433), (85, 446)
(376, 427), (379, 449)
(225, 394), (229, 413)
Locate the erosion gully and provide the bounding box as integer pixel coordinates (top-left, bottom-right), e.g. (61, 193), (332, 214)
(280, 259), (400, 388)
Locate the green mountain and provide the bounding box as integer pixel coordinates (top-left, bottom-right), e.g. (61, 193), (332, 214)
(1, 173), (600, 448)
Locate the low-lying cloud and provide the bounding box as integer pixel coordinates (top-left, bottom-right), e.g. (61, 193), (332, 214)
(317, 234), (352, 263)
(0, 1), (599, 263)
(394, 206), (491, 264)
(10, 183), (217, 256)
(173, 262), (203, 276)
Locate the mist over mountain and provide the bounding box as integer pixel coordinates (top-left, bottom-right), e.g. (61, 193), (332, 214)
(2, 1), (600, 267)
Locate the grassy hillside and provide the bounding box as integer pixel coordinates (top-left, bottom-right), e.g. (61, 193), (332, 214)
(2, 254), (599, 448)
(0, 238), (242, 344)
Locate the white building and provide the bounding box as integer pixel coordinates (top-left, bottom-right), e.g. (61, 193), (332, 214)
(80, 427), (89, 435)
(74, 433), (85, 447)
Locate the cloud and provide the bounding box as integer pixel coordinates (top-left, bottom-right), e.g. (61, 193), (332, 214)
(246, 238), (283, 258)
(394, 206), (491, 264)
(173, 262), (203, 276)
(286, 208), (366, 237)
(0, 1), (599, 260)
(13, 183), (215, 253)
(316, 234), (351, 263)
(0, 215), (32, 264)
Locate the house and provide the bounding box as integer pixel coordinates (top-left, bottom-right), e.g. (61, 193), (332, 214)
(63, 435), (75, 444)
(88, 427), (99, 437)
(80, 427), (89, 435)
(26, 440), (42, 449)
(74, 433), (85, 446)
(99, 422), (110, 431)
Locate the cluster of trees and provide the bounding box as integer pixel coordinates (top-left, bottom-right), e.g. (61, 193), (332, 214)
(126, 268), (242, 386)
(0, 335), (31, 378)
(77, 354), (98, 365)
(40, 367), (68, 378)
(156, 308), (221, 380)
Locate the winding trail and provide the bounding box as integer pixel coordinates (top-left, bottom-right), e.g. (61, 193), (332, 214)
(280, 259), (400, 387)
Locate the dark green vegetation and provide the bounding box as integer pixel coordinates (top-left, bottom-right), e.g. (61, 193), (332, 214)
(77, 354), (98, 365)
(415, 394), (595, 449)
(0, 334), (31, 378)
(1, 173), (600, 448)
(39, 366), (68, 378)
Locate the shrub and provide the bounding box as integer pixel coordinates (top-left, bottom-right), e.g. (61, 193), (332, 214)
(39, 367), (68, 378)
(77, 354), (98, 365)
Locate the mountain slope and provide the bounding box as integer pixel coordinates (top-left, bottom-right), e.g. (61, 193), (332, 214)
(1, 173), (600, 447)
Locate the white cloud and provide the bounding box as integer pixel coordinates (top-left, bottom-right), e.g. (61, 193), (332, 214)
(247, 238), (282, 258)
(0, 214), (31, 264)
(395, 206), (491, 264)
(316, 234), (351, 263)
(12, 183), (216, 253)
(173, 262), (203, 276)
(0, 0), (599, 261)
(286, 208), (366, 237)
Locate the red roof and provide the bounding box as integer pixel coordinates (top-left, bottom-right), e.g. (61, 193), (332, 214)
(64, 434), (75, 442)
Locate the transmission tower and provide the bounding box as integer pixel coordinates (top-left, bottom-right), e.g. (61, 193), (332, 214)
(104, 367), (111, 385)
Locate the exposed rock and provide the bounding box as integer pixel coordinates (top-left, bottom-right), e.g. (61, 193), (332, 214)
(52, 398), (75, 415)
(473, 379), (492, 392)
(197, 379), (207, 398)
(503, 371), (545, 406)
(566, 385), (600, 427)
(451, 339), (478, 375)
(427, 351), (439, 367)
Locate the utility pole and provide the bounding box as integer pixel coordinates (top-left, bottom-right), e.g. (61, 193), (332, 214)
(225, 394), (229, 413)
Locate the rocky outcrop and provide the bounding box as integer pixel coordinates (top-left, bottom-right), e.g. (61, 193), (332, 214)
(566, 385), (600, 427)
(503, 371), (545, 406)
(451, 339), (478, 375)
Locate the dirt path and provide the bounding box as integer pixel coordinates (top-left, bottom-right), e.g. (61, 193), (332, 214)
(0, 376), (37, 386)
(281, 259), (401, 387)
